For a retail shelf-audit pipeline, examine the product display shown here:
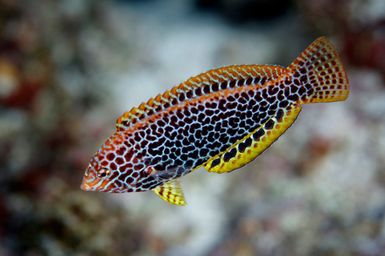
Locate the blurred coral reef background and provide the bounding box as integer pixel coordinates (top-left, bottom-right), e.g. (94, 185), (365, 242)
(1, 0), (385, 255)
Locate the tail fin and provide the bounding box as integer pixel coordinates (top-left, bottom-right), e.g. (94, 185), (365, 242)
(288, 37), (349, 104)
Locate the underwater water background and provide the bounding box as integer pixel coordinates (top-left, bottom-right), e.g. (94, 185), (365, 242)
(1, 0), (385, 255)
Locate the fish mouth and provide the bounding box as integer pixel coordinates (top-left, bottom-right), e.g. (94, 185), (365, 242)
(80, 177), (111, 192)
(80, 176), (99, 191)
(80, 178), (94, 191)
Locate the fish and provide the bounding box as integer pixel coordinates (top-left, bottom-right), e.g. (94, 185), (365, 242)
(80, 37), (349, 206)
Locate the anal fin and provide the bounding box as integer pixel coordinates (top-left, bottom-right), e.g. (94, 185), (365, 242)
(153, 180), (187, 206)
(204, 104), (302, 173)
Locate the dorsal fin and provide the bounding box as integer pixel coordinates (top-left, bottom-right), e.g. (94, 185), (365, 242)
(116, 65), (287, 131)
(153, 179), (187, 206)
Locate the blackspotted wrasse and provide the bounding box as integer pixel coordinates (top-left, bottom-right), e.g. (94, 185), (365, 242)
(81, 37), (349, 206)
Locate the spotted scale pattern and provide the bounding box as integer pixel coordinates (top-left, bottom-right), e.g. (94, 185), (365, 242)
(82, 65), (287, 193)
(81, 37), (349, 206)
(95, 67), (291, 192)
(116, 65), (286, 131)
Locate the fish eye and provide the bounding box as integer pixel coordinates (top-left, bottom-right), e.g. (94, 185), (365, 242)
(97, 168), (111, 178)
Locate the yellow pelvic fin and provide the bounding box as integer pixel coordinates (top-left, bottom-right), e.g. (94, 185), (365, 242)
(153, 180), (187, 206)
(204, 104), (302, 173)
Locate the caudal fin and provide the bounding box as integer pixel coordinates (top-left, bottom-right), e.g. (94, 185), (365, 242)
(288, 37), (349, 104)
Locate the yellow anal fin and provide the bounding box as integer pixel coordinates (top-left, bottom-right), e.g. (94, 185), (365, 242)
(204, 104), (302, 173)
(153, 180), (187, 206)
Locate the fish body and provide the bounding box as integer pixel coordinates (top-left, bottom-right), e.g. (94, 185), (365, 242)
(81, 37), (349, 206)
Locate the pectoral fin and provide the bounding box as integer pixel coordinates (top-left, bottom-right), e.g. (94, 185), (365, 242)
(204, 104), (302, 173)
(153, 180), (187, 206)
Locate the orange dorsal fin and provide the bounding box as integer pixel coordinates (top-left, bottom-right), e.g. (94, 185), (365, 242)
(116, 65), (287, 131)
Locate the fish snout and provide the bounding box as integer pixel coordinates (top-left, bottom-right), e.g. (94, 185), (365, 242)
(80, 168), (98, 191)
(80, 178), (92, 191)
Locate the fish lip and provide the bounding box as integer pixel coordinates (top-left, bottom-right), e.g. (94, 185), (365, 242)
(80, 178), (95, 191)
(80, 176), (110, 191)
(80, 180), (91, 191)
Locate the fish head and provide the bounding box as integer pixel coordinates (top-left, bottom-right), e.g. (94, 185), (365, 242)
(80, 155), (115, 192)
(81, 132), (144, 193)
